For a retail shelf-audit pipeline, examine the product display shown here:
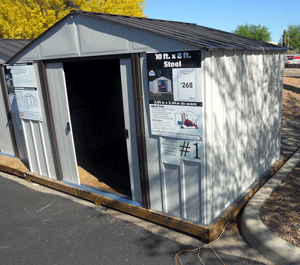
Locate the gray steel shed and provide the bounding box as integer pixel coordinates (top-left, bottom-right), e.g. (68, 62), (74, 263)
(0, 39), (31, 158)
(5, 11), (286, 230)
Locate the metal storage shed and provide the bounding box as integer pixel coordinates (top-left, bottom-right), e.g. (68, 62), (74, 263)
(0, 39), (31, 158)
(4, 11), (286, 241)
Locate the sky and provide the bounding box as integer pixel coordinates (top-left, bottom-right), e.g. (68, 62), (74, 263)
(145, 0), (300, 42)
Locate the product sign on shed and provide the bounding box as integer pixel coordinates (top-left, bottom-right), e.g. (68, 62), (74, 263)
(147, 50), (203, 141)
(4, 62), (42, 121)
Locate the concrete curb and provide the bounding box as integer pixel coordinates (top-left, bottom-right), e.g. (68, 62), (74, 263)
(241, 148), (300, 265)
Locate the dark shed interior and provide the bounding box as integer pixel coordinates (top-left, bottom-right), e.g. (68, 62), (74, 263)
(63, 59), (132, 197)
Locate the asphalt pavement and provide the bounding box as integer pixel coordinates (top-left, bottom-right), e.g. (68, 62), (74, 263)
(0, 171), (272, 265)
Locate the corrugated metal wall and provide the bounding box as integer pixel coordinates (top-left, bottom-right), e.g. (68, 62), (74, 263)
(0, 67), (15, 156)
(142, 50), (285, 225)
(20, 62), (58, 180)
(203, 49), (284, 223)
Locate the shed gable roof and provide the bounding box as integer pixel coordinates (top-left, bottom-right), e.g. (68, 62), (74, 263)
(79, 11), (283, 51)
(8, 11), (285, 63)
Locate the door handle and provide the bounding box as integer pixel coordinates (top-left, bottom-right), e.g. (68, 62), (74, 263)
(124, 129), (129, 139)
(66, 122), (71, 131)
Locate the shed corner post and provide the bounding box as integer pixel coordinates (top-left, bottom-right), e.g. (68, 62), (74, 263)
(131, 53), (151, 209)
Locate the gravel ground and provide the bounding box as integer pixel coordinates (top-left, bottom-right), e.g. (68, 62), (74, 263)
(260, 68), (300, 248)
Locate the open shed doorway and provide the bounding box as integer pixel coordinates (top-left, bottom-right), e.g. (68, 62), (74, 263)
(63, 59), (132, 198)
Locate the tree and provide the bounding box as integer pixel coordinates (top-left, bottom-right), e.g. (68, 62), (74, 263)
(0, 0), (146, 39)
(233, 23), (271, 42)
(286, 24), (300, 52)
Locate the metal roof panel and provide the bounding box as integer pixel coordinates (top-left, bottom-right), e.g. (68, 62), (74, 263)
(0, 39), (32, 58)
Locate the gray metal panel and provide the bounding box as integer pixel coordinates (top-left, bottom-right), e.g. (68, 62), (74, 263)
(45, 62), (80, 184)
(0, 74), (15, 156)
(77, 16), (130, 55)
(140, 54), (163, 212)
(40, 18), (79, 58)
(119, 58), (142, 203)
(17, 62), (58, 179)
(0, 66), (28, 160)
(10, 113), (27, 160)
(22, 120), (39, 173)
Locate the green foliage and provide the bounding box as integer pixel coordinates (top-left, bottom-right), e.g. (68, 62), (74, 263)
(233, 23), (271, 42)
(286, 24), (300, 52)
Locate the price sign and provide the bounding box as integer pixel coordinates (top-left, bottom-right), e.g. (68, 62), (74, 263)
(173, 68), (199, 102)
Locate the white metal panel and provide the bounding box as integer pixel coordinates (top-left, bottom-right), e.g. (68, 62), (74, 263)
(161, 163), (181, 217)
(246, 51), (258, 187)
(45, 62), (80, 184)
(234, 51), (246, 198)
(264, 51), (274, 168)
(210, 50), (226, 219)
(272, 52), (284, 163)
(204, 49), (284, 222)
(182, 160), (201, 222)
(22, 120), (49, 177)
(263, 51), (283, 170)
(255, 51), (265, 176)
(222, 50), (239, 206)
(22, 120), (39, 173)
(119, 58), (142, 203)
(202, 50), (213, 224)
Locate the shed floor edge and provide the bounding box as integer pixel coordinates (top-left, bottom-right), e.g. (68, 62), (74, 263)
(0, 154), (285, 243)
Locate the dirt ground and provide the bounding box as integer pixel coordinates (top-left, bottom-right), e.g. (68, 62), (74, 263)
(260, 68), (300, 248)
(281, 68), (300, 120)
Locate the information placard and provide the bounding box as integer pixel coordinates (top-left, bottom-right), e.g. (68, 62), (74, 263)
(147, 50), (202, 140)
(4, 62), (42, 121)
